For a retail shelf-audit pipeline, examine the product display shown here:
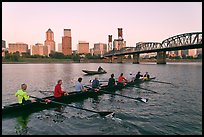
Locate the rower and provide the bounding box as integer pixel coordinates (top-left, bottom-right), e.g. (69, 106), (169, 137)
(108, 73), (116, 88)
(143, 72), (150, 81)
(54, 80), (68, 98)
(118, 73), (128, 86)
(91, 76), (100, 92)
(98, 66), (104, 72)
(75, 77), (88, 92)
(15, 83), (35, 104)
(127, 72), (134, 82)
(134, 71), (143, 81)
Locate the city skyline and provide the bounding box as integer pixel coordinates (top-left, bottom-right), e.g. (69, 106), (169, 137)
(2, 2), (202, 50)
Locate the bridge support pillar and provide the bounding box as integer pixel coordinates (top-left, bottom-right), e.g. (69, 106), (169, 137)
(108, 56), (114, 63)
(133, 53), (140, 64)
(117, 55), (123, 63)
(157, 51), (166, 64)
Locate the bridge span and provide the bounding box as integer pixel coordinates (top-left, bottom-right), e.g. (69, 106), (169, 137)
(103, 32), (202, 64)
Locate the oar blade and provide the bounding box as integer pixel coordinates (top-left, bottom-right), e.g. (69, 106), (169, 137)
(98, 111), (114, 117)
(136, 97), (148, 103)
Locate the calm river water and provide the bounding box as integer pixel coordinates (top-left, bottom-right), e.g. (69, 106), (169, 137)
(2, 62), (202, 135)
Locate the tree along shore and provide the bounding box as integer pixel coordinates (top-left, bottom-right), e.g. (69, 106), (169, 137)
(2, 58), (202, 64)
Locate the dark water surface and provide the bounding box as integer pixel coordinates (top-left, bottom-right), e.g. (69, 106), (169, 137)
(2, 62), (202, 135)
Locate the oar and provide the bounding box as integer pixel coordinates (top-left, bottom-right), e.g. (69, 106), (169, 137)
(134, 87), (158, 94)
(29, 95), (113, 117)
(149, 80), (175, 85)
(100, 90), (148, 103)
(89, 80), (108, 83)
(39, 90), (81, 95)
(83, 85), (148, 103)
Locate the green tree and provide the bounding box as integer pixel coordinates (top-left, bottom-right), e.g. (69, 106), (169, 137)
(72, 54), (80, 62)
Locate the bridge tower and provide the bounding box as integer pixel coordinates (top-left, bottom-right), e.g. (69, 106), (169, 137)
(108, 35), (112, 51)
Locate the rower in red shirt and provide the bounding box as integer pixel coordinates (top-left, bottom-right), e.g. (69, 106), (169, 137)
(118, 73), (128, 86)
(54, 80), (68, 98)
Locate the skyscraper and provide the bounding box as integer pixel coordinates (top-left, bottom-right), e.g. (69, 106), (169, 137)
(44, 28), (55, 55)
(62, 29), (72, 55)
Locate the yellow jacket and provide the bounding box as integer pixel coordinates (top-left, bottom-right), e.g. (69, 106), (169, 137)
(15, 89), (29, 104)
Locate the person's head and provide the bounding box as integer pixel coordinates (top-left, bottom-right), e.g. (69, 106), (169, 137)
(146, 72), (148, 74)
(58, 80), (62, 85)
(111, 74), (114, 78)
(120, 73), (123, 76)
(138, 71), (141, 74)
(95, 76), (98, 80)
(21, 83), (27, 90)
(129, 72), (132, 75)
(78, 77), (82, 82)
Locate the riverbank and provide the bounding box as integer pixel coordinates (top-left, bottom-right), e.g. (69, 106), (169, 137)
(2, 58), (202, 64)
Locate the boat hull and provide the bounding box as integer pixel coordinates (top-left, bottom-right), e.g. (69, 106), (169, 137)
(2, 77), (156, 118)
(82, 70), (107, 75)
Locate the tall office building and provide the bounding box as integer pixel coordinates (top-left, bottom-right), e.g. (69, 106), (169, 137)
(78, 41), (89, 54)
(44, 28), (55, 55)
(62, 29), (72, 55)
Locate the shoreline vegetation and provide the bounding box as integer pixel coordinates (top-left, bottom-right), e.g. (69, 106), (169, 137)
(2, 58), (202, 64)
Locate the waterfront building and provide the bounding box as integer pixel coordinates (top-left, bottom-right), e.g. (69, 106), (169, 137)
(58, 43), (62, 52)
(90, 48), (94, 56)
(112, 28), (126, 50)
(78, 41), (89, 54)
(44, 28), (55, 55)
(31, 43), (48, 56)
(113, 39), (126, 50)
(2, 48), (7, 57)
(188, 49), (196, 57)
(93, 43), (107, 55)
(2, 40), (6, 48)
(62, 29), (72, 55)
(196, 48), (202, 55)
(181, 49), (188, 57)
(8, 42), (28, 55)
(72, 50), (78, 55)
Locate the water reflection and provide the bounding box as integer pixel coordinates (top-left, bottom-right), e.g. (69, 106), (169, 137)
(15, 114), (30, 135)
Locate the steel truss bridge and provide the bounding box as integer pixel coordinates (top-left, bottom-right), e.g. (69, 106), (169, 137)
(103, 32), (202, 57)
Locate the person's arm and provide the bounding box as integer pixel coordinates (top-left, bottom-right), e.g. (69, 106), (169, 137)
(23, 91), (29, 101)
(123, 77), (128, 82)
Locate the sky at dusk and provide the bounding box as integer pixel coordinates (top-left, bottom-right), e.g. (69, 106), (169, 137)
(2, 2), (202, 50)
